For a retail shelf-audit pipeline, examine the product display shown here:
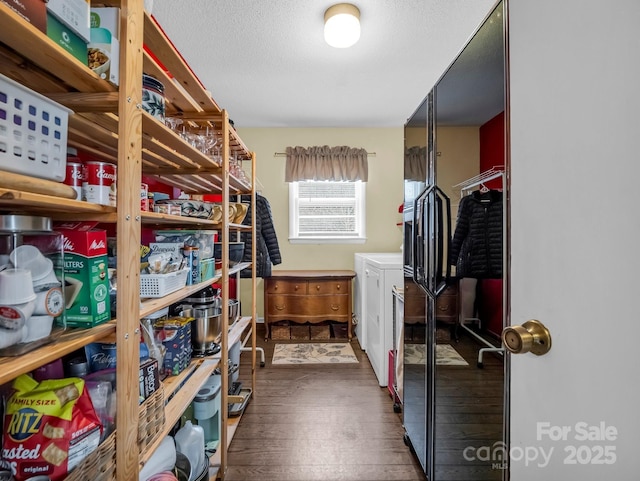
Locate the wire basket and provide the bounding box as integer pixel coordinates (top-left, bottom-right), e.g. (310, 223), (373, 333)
(140, 268), (189, 298)
(0, 73), (72, 182)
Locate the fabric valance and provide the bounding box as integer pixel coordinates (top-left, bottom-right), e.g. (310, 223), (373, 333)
(285, 145), (368, 182)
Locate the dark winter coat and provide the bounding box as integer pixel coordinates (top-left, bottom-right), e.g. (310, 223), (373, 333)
(240, 194), (282, 278)
(448, 189), (503, 278)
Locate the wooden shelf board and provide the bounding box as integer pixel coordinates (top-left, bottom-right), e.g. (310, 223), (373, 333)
(139, 358), (219, 467)
(143, 12), (221, 114)
(0, 321), (116, 384)
(143, 50), (203, 115)
(139, 275), (223, 318)
(0, 189), (116, 215)
(209, 416), (243, 467)
(141, 212), (221, 226)
(0, 4), (115, 94)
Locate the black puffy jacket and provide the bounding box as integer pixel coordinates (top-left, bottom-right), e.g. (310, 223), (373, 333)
(240, 194), (282, 278)
(448, 190), (503, 278)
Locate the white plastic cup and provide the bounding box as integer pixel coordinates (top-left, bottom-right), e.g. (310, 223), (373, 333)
(23, 315), (54, 343)
(32, 268), (61, 292)
(9, 245), (53, 281)
(0, 298), (35, 330)
(33, 287), (64, 317)
(0, 268), (36, 304)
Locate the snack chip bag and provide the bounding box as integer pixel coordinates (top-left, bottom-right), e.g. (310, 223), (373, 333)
(2, 374), (102, 480)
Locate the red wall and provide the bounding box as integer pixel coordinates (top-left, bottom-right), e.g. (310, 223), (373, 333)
(477, 111), (505, 335)
(479, 111), (505, 190)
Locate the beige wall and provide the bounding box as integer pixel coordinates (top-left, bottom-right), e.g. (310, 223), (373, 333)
(235, 127), (404, 318)
(234, 126), (480, 318)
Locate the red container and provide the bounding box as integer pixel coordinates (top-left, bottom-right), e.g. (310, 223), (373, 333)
(82, 161), (117, 206)
(64, 162), (84, 200)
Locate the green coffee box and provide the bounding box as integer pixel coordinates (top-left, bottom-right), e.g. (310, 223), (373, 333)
(54, 221), (111, 328)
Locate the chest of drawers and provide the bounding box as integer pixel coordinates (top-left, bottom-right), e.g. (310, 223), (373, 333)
(264, 270), (355, 340)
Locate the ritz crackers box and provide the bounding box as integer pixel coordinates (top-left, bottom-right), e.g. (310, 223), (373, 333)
(55, 221), (111, 328)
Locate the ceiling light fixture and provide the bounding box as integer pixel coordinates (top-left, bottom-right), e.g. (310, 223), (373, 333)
(324, 3), (361, 48)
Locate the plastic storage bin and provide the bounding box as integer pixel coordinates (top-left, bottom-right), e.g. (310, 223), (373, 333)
(0, 73), (72, 182)
(140, 268), (189, 298)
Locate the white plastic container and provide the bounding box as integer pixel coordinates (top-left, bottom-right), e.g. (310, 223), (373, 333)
(174, 420), (205, 481)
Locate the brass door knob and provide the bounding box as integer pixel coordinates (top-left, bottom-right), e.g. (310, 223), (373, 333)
(502, 319), (552, 355)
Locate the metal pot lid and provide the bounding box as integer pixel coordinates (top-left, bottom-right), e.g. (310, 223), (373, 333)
(0, 215), (52, 232)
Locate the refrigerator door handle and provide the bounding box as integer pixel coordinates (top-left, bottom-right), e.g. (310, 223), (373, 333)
(433, 186), (452, 297)
(413, 184), (436, 297)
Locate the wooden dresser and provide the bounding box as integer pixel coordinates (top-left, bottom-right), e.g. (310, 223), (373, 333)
(264, 270), (356, 340)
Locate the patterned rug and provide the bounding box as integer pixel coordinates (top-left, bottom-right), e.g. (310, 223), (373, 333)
(405, 343), (469, 366)
(272, 343), (359, 364)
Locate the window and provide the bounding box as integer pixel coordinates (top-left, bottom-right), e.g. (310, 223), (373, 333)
(289, 180), (366, 243)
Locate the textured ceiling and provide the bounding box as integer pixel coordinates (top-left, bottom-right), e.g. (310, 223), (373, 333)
(150, 0), (498, 128)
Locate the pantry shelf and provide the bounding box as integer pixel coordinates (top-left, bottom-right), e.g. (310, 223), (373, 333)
(0, 321), (117, 385)
(139, 358), (219, 467)
(142, 11), (221, 114)
(140, 276), (224, 319)
(0, 189), (116, 215)
(0, 6), (114, 94)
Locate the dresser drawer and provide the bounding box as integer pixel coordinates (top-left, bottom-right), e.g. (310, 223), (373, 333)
(308, 280), (348, 295)
(266, 279), (306, 294)
(304, 295), (350, 318)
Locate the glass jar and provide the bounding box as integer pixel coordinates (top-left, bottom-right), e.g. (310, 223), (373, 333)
(0, 215), (65, 355)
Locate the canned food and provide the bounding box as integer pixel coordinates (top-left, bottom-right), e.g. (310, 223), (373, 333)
(64, 162), (84, 200)
(82, 161), (117, 206)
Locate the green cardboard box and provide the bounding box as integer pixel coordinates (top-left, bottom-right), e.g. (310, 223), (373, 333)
(54, 221), (111, 328)
(46, 12), (88, 65)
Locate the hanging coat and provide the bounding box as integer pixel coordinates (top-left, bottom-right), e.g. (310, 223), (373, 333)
(240, 194), (282, 278)
(448, 189), (503, 278)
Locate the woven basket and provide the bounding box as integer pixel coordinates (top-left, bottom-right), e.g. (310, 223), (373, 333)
(66, 386), (165, 480)
(138, 385), (166, 451)
(65, 430), (116, 481)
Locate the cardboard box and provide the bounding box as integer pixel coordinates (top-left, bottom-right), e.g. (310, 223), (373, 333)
(154, 317), (192, 377)
(0, 0), (46, 33)
(89, 7), (119, 86)
(139, 357), (160, 402)
(199, 257), (216, 283)
(55, 221), (111, 328)
(46, 0), (90, 42)
(46, 12), (88, 65)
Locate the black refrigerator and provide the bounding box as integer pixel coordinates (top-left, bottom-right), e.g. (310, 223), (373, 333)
(400, 2), (507, 479)
(402, 92), (452, 478)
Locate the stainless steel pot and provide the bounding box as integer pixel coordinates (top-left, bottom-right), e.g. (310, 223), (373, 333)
(228, 299), (240, 325)
(179, 306), (222, 356)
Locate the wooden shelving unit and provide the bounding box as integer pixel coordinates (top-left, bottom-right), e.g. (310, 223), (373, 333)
(0, 2), (258, 480)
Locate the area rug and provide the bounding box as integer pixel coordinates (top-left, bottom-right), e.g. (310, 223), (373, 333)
(405, 343), (469, 366)
(272, 343), (359, 364)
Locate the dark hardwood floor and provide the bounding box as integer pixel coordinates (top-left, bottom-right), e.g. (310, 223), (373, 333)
(226, 325), (504, 481)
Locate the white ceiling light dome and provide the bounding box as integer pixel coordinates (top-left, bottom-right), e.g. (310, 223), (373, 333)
(324, 3), (361, 48)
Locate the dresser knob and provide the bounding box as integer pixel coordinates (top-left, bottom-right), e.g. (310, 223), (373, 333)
(295, 285), (300, 291)
(275, 304), (285, 311)
(337, 284), (341, 290)
(331, 304), (339, 311)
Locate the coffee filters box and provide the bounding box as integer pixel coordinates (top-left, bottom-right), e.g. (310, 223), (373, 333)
(54, 221), (111, 328)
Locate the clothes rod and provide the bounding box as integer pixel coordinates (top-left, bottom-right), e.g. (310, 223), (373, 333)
(273, 151), (376, 157)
